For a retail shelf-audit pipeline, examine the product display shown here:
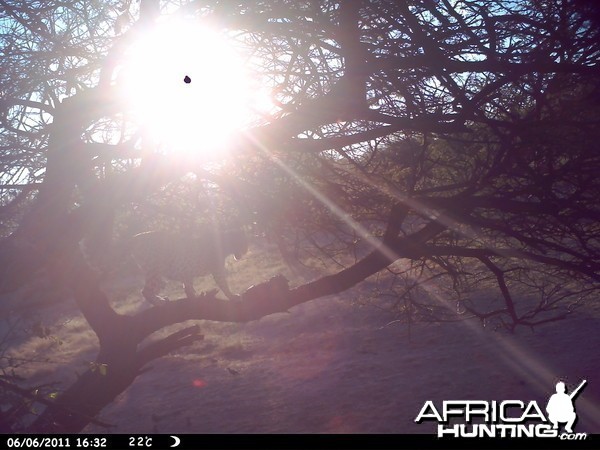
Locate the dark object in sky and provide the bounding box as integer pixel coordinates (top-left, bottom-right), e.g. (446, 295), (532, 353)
(184, 75), (191, 84)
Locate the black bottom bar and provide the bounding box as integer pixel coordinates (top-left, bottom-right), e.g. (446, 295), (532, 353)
(3, 434), (597, 450)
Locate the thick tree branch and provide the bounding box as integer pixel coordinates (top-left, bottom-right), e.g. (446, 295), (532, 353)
(132, 208), (446, 339)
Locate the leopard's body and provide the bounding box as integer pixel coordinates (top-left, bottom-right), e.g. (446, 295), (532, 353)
(130, 229), (248, 304)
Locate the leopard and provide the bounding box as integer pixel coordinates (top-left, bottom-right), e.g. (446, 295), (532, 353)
(129, 228), (248, 305)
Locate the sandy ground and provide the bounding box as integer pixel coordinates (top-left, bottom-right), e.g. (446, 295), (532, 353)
(85, 294), (600, 434)
(3, 262), (599, 435)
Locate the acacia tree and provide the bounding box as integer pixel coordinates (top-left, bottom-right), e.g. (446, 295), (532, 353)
(0, 0), (599, 433)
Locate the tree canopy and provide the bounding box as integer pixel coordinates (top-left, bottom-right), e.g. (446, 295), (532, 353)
(0, 0), (599, 433)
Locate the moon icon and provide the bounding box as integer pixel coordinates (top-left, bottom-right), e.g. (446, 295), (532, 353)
(170, 436), (181, 447)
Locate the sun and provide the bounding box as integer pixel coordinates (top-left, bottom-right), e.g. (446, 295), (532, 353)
(118, 19), (262, 159)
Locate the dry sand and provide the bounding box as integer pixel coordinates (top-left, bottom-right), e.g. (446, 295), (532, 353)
(3, 266), (599, 435)
(82, 295), (600, 434)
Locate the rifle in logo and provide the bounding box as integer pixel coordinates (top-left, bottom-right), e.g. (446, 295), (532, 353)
(569, 380), (587, 400)
(546, 379), (587, 433)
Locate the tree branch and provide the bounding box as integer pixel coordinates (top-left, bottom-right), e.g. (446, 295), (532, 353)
(424, 245), (600, 282)
(131, 209), (446, 339)
(478, 255), (519, 325)
(136, 326), (204, 368)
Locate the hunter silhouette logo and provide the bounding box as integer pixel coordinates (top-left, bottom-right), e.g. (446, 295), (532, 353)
(546, 380), (586, 434)
(415, 379), (589, 439)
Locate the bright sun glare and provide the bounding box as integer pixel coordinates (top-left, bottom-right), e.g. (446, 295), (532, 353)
(119, 19), (264, 159)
